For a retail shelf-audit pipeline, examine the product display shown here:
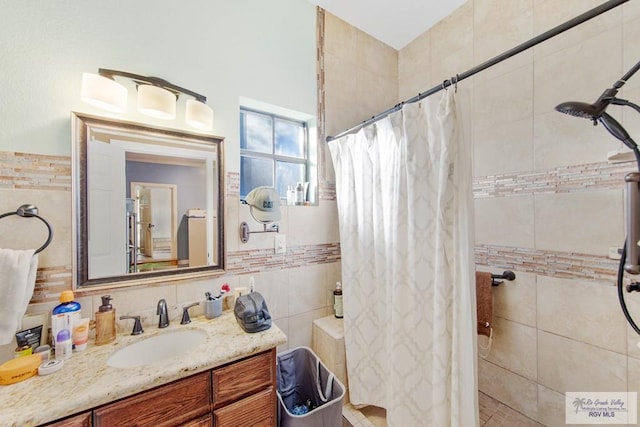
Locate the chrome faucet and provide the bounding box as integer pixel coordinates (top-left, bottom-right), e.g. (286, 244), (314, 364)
(157, 299), (169, 328)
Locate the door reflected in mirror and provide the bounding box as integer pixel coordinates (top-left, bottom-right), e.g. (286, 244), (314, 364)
(73, 113), (225, 288)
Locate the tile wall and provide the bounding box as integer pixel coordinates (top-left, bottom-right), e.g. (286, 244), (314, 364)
(394, 1), (640, 425)
(322, 1), (640, 425)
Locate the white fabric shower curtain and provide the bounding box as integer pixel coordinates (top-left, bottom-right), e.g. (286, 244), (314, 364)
(328, 90), (478, 427)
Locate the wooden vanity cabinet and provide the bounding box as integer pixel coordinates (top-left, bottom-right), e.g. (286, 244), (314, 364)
(41, 349), (277, 427)
(43, 412), (91, 427)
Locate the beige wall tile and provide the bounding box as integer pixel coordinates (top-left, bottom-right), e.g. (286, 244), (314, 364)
(473, 64), (533, 133)
(537, 276), (627, 353)
(533, 109), (623, 170)
(538, 331), (627, 393)
(289, 264), (328, 317)
(533, 28), (622, 116)
(274, 317), (290, 352)
(473, 117), (534, 177)
(225, 196), (240, 253)
(629, 357), (640, 416)
(537, 385), (567, 427)
(241, 270), (289, 320)
(398, 31), (430, 97)
(324, 12), (357, 61)
(356, 31), (397, 81)
(620, 86), (640, 141)
(483, 316), (537, 381)
(103, 283), (178, 330)
(288, 200), (339, 247)
(473, 0), (533, 82)
(478, 358), (539, 420)
(623, 17), (640, 92)
(533, 0), (622, 61)
(287, 307), (329, 348)
(492, 271), (537, 327)
(0, 189), (71, 268)
(624, 292), (640, 360)
(534, 189), (624, 256)
(430, 0), (473, 62)
(475, 195), (535, 248)
(429, 46), (474, 90)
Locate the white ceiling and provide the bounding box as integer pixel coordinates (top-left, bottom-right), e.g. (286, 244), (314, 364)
(306, 0), (467, 50)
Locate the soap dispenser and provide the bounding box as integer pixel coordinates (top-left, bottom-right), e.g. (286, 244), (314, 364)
(95, 295), (116, 345)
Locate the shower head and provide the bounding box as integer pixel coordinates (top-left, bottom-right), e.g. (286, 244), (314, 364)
(555, 101), (608, 120)
(555, 88), (618, 121)
(555, 87), (638, 151)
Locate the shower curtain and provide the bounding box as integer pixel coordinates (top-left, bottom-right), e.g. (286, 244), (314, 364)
(328, 90), (478, 427)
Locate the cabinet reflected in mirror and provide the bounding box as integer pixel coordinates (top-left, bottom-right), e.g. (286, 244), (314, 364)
(73, 113), (225, 288)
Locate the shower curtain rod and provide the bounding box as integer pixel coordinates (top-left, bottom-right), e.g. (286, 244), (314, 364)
(326, 0), (629, 142)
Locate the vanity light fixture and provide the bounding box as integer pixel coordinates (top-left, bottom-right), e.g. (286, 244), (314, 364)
(80, 68), (214, 130)
(137, 84), (176, 119)
(80, 73), (128, 113)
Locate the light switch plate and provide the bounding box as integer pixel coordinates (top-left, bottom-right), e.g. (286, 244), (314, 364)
(275, 234), (286, 254)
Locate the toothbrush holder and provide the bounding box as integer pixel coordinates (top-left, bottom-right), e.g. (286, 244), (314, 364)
(204, 298), (223, 319)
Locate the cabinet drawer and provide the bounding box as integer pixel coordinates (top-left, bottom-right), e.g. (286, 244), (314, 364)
(43, 412), (91, 427)
(94, 371), (211, 427)
(213, 387), (276, 427)
(212, 349), (275, 407)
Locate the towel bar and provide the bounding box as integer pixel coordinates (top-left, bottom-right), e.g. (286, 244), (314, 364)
(491, 270), (516, 286)
(0, 204), (53, 254)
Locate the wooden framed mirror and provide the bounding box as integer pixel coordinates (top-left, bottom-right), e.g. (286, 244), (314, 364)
(72, 113), (225, 288)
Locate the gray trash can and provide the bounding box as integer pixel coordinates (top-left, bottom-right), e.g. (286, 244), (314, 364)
(277, 346), (345, 427)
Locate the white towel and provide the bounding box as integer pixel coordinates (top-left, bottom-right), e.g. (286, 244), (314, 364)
(0, 249), (38, 345)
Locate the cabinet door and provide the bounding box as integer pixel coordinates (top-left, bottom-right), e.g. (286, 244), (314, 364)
(212, 349), (275, 408)
(213, 387), (276, 427)
(43, 412), (91, 427)
(94, 372), (211, 427)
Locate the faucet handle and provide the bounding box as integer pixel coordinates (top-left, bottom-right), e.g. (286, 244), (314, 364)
(120, 315), (144, 335)
(181, 302), (200, 325)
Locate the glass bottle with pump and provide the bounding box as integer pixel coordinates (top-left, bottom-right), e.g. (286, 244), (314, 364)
(333, 282), (343, 318)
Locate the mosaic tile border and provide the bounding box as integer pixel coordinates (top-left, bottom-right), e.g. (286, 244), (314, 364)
(0, 152), (71, 191)
(475, 244), (619, 281)
(473, 160), (636, 199)
(226, 242), (341, 275)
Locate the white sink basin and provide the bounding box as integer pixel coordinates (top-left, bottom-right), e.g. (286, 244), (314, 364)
(107, 329), (206, 368)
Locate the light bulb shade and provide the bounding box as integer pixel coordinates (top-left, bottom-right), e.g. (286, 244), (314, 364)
(137, 85), (176, 119)
(80, 73), (128, 113)
(185, 99), (214, 130)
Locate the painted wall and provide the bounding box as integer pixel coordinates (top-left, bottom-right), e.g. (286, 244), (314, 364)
(0, 0), (339, 369)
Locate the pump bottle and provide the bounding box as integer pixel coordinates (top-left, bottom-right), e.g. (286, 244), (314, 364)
(95, 295), (116, 345)
(333, 282), (343, 318)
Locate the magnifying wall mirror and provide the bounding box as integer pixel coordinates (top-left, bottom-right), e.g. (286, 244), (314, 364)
(72, 113), (225, 288)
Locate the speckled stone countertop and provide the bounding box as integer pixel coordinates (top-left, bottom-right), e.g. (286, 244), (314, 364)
(0, 312), (287, 427)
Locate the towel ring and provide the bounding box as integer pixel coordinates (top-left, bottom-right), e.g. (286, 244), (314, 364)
(0, 204), (53, 254)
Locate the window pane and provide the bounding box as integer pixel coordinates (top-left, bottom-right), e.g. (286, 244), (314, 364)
(241, 113), (272, 154)
(275, 119), (304, 158)
(276, 161), (305, 198)
(240, 156), (273, 196)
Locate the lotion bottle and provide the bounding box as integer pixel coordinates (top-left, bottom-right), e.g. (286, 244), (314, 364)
(95, 295), (116, 345)
(333, 282), (343, 318)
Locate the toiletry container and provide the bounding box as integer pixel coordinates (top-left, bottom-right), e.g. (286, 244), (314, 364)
(51, 290), (81, 349)
(95, 295), (116, 345)
(333, 282), (343, 318)
(295, 182), (304, 205)
(55, 329), (72, 360)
